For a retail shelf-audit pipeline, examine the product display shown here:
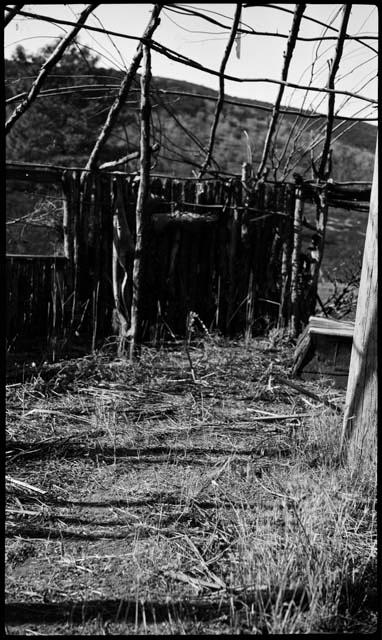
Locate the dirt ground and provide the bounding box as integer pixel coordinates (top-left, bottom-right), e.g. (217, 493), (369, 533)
(5, 337), (377, 635)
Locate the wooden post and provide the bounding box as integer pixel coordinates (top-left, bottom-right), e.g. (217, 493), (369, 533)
(129, 44), (152, 361)
(227, 182), (241, 335)
(290, 175), (304, 337)
(340, 139), (378, 476)
(308, 181), (329, 317)
(277, 184), (293, 328)
(112, 176), (134, 355)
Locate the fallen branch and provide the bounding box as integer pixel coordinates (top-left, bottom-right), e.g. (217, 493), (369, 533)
(6, 476), (47, 495)
(273, 373), (343, 413)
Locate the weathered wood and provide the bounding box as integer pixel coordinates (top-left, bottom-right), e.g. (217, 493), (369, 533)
(227, 185), (241, 334)
(129, 44), (152, 361)
(277, 185), (294, 328)
(70, 171), (81, 330)
(292, 316), (354, 389)
(290, 177), (304, 337)
(61, 172), (73, 266)
(151, 212), (218, 229)
(7, 165), (313, 351)
(308, 182), (328, 317)
(112, 176), (134, 352)
(274, 374), (342, 413)
(341, 140), (377, 475)
(99, 173), (114, 336)
(6, 164), (61, 183)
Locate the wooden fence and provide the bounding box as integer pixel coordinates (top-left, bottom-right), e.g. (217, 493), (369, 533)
(8, 163), (367, 356)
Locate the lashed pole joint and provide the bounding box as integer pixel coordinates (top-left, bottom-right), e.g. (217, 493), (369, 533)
(5, 4), (99, 134)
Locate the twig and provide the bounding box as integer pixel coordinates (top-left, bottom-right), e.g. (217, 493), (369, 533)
(252, 474), (298, 503)
(183, 534), (226, 590)
(6, 476), (47, 495)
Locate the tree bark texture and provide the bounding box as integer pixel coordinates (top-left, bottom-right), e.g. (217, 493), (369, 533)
(340, 139), (377, 477)
(129, 44), (152, 361)
(290, 180), (303, 337)
(308, 183), (328, 316)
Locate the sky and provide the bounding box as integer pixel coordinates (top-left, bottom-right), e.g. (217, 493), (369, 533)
(4, 3), (378, 122)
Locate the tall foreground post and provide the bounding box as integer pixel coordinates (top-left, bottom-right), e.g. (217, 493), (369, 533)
(340, 139), (378, 475)
(129, 44), (152, 361)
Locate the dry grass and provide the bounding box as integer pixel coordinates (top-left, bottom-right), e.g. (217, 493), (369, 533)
(5, 335), (377, 635)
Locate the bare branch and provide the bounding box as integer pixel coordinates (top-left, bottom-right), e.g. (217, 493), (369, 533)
(5, 6), (377, 105)
(243, 3), (377, 54)
(7, 84), (377, 122)
(256, 4), (305, 181)
(199, 3), (242, 178)
(165, 5), (377, 46)
(5, 4), (99, 134)
(83, 4), (162, 176)
(317, 4), (352, 179)
(98, 143), (159, 170)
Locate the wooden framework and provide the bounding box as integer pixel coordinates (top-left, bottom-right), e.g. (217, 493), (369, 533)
(5, 160), (373, 358)
(5, 4), (377, 361)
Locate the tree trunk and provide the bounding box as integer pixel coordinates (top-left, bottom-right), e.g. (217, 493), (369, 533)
(340, 140), (377, 478)
(129, 44), (152, 361)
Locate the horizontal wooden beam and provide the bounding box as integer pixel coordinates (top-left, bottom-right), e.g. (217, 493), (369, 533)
(6, 254), (67, 260)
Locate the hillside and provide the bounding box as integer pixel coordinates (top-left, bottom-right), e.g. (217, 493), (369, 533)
(5, 44), (377, 181)
(150, 76), (377, 178)
(5, 44), (376, 286)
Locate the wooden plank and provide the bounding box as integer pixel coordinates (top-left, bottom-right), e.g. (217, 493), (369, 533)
(307, 316), (354, 337)
(341, 139), (378, 472)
